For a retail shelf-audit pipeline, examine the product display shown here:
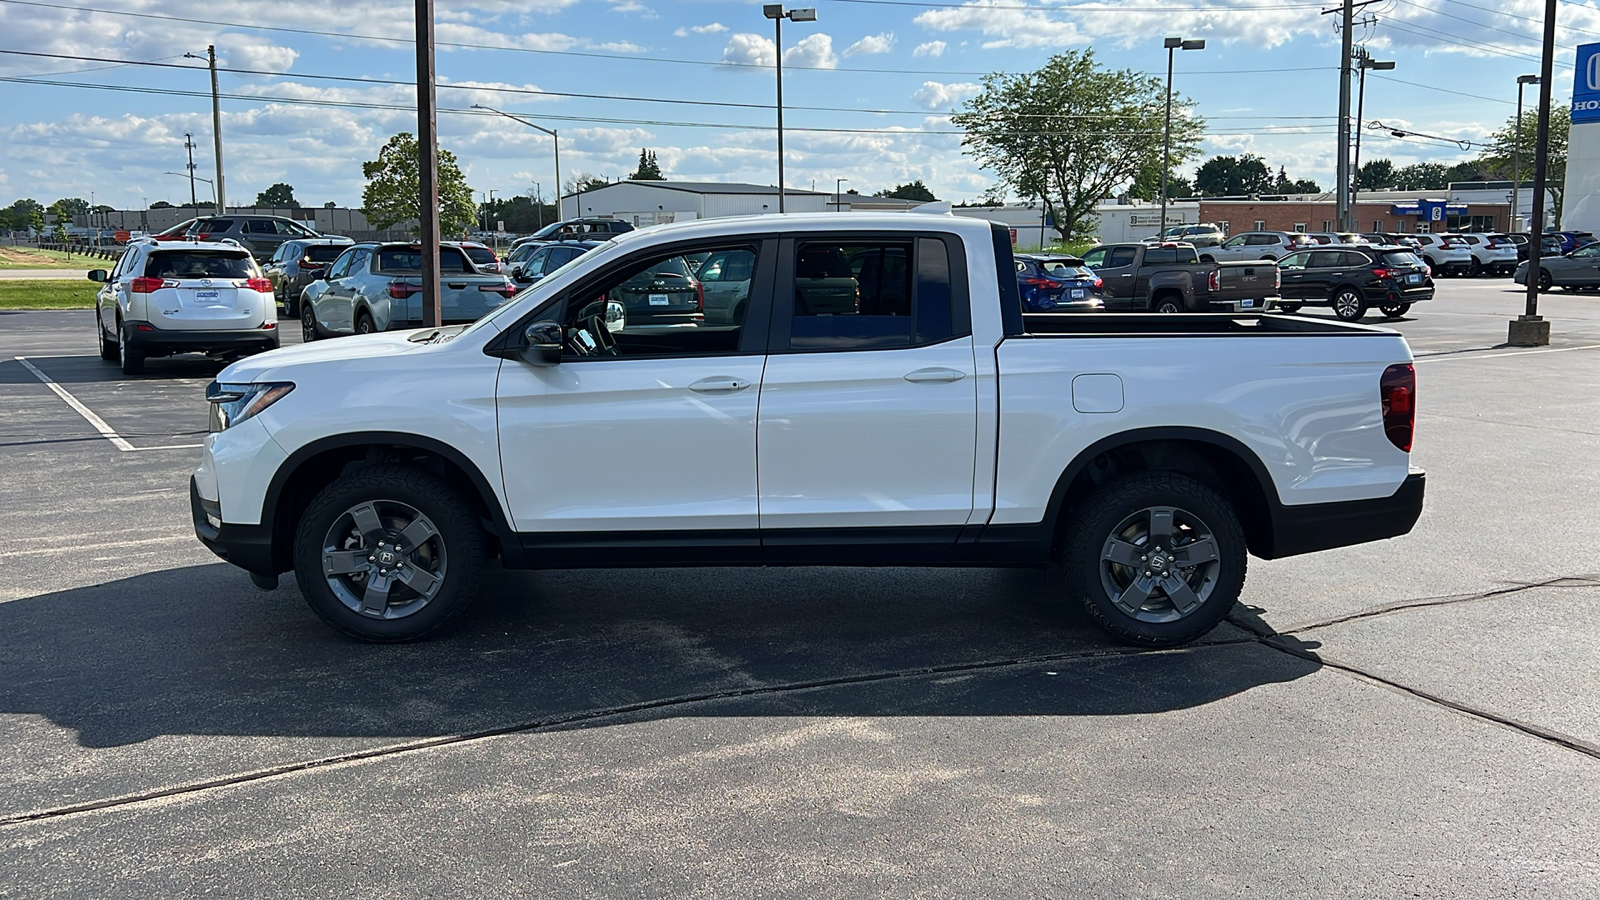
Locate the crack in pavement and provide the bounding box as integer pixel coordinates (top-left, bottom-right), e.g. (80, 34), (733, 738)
(1266, 574), (1600, 634)
(0, 636), (1253, 829)
(1227, 579), (1600, 765)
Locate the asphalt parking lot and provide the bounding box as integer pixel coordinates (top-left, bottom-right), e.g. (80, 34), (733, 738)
(2, 281), (1598, 897)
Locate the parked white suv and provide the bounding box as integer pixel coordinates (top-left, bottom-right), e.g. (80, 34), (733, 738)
(1203, 231), (1314, 263)
(1408, 234), (1474, 277)
(89, 240), (279, 375)
(1446, 233), (1519, 276)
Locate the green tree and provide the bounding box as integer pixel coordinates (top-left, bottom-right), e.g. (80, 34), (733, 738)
(50, 197), (90, 217)
(47, 201), (69, 242)
(1355, 158), (1395, 191)
(873, 179), (938, 201)
(1127, 167), (1193, 202)
(255, 182), (299, 208)
(628, 149), (664, 181)
(1193, 154), (1274, 196)
(1392, 162), (1449, 191)
(361, 132), (477, 237)
(149, 200), (176, 209)
(1444, 159), (1490, 184)
(1269, 166), (1321, 194)
(952, 49), (1202, 241)
(1477, 106), (1569, 226)
(27, 203), (46, 237)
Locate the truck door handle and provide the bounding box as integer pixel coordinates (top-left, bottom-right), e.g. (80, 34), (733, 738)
(447, 282), (467, 289)
(1119, 273), (1134, 278)
(688, 376), (751, 393)
(904, 367), (966, 384)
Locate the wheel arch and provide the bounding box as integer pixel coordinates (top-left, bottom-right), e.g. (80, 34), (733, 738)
(260, 432), (516, 574)
(1148, 287), (1186, 311)
(1041, 427), (1279, 559)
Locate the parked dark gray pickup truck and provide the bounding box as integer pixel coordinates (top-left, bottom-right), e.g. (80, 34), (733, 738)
(1082, 242), (1279, 313)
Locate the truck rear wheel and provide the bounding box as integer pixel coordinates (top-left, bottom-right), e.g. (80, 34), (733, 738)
(293, 464), (486, 642)
(1152, 295), (1184, 314)
(1059, 472), (1246, 647)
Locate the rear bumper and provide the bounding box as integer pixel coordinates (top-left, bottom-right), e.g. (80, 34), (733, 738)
(1206, 296), (1277, 312)
(1263, 471), (1425, 559)
(191, 476), (277, 576)
(125, 321), (280, 355)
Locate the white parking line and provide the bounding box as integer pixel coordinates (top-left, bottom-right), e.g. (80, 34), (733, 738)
(1413, 343), (1600, 364)
(13, 356), (202, 452)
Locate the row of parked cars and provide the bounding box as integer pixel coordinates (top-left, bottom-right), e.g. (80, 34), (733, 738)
(1019, 233), (1434, 322)
(1145, 223), (1586, 278)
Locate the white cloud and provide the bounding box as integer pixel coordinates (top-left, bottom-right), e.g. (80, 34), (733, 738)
(784, 33), (838, 69)
(675, 22), (728, 37)
(720, 33), (774, 67)
(912, 81), (981, 111)
(844, 33), (895, 56)
(912, 41), (947, 58)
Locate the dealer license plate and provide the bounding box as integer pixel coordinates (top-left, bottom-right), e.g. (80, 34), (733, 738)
(195, 290), (219, 300)
(1070, 289), (1085, 299)
(1406, 273), (1422, 284)
(1240, 299), (1254, 308)
(648, 293), (669, 306)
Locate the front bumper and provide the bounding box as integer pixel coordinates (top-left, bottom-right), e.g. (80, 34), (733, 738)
(125, 321), (280, 356)
(1264, 471), (1425, 559)
(192, 476), (277, 576)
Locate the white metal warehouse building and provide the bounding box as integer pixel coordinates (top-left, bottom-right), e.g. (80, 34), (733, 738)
(558, 181), (830, 227)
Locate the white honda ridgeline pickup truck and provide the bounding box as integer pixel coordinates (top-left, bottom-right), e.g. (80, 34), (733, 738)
(192, 214), (1423, 646)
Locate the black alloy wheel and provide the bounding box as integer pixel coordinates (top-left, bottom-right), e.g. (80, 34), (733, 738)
(301, 303), (318, 342)
(1537, 269), (1553, 292)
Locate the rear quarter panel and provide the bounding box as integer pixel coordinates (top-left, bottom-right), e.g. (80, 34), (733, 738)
(992, 332), (1414, 525)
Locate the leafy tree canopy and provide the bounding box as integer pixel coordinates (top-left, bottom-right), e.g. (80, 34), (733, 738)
(873, 180), (938, 201)
(952, 49), (1203, 240)
(255, 182), (300, 208)
(361, 132), (477, 237)
(1355, 158), (1395, 191)
(50, 197), (90, 217)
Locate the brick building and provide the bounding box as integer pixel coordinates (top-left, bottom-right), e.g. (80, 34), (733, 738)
(1196, 191), (1511, 235)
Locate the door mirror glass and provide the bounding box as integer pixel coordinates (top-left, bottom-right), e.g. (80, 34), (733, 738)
(87, 269), (107, 283)
(520, 321), (563, 367)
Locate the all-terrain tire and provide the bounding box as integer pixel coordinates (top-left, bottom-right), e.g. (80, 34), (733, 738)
(1059, 472), (1247, 647)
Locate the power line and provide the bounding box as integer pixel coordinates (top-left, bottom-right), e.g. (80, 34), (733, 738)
(0, 0), (1333, 81)
(1380, 19), (1575, 69)
(1368, 73), (1517, 107)
(0, 74), (1338, 137)
(1397, 0), (1600, 41)
(0, 49), (1339, 121)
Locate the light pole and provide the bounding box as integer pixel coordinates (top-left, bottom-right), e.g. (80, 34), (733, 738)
(1160, 36), (1204, 240)
(835, 177), (848, 211)
(472, 105), (561, 221)
(1515, 75), (1540, 234)
(1510, 0), (1558, 347)
(163, 172), (215, 208)
(532, 182), (542, 230)
(1351, 53), (1395, 220)
(183, 47), (226, 211)
(763, 4), (817, 213)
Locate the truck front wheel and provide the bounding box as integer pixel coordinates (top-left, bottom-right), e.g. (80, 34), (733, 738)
(293, 464), (486, 642)
(1059, 473), (1247, 647)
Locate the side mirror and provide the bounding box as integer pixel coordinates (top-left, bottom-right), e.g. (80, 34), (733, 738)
(510, 266), (523, 280)
(87, 269), (107, 283)
(519, 321), (563, 367)
(312, 270), (328, 280)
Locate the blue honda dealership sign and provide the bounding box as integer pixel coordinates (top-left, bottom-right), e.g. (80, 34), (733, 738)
(1574, 43), (1600, 124)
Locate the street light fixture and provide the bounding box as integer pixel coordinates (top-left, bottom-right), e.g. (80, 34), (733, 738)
(1351, 53), (1395, 218)
(764, 4), (817, 213)
(835, 177), (848, 212)
(162, 172), (216, 208)
(473, 105), (561, 221)
(1159, 36), (1204, 240)
(1515, 75), (1540, 234)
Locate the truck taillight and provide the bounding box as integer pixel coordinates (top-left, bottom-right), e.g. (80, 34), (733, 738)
(478, 282), (517, 299)
(387, 282), (419, 299)
(1207, 269), (1219, 292)
(1380, 363), (1415, 452)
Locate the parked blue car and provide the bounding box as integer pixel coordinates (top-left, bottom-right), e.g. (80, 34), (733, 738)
(1543, 231), (1597, 254)
(1015, 254), (1104, 312)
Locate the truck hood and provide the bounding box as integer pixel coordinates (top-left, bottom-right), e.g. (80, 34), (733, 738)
(217, 330), (431, 383)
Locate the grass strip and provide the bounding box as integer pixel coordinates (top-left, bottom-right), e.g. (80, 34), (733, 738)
(0, 279), (98, 309)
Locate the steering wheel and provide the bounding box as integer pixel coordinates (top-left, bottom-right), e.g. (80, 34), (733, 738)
(566, 314), (618, 358)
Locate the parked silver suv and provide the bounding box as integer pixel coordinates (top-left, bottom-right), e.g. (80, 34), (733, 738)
(88, 240), (278, 375)
(1204, 231), (1314, 263)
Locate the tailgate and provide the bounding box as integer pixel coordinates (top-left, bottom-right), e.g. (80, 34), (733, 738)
(1212, 261), (1278, 299)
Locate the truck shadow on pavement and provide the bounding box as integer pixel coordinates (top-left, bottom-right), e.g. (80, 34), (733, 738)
(0, 562), (1320, 749)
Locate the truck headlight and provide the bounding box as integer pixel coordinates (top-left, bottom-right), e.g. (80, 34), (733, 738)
(206, 381), (294, 432)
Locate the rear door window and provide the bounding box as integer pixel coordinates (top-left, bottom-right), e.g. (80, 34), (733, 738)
(784, 237), (964, 352)
(1306, 251), (1344, 269)
(1106, 247), (1138, 267)
(193, 219), (233, 235)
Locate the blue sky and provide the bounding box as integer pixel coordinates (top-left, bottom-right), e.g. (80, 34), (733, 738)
(1, 0), (1597, 211)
